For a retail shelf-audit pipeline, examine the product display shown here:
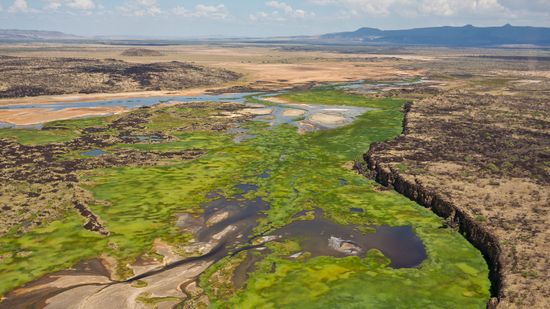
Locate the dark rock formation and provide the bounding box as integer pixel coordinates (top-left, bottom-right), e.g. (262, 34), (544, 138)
(359, 102), (503, 307)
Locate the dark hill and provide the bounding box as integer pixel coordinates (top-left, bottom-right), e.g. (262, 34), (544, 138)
(121, 48), (164, 57)
(0, 29), (81, 41)
(321, 24), (550, 46)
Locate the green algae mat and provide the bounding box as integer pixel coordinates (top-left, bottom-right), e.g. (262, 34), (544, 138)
(0, 89), (490, 308)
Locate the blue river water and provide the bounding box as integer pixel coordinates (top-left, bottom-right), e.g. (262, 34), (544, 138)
(0, 92), (256, 111)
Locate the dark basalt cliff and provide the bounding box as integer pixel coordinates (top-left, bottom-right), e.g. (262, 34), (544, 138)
(358, 102), (502, 308)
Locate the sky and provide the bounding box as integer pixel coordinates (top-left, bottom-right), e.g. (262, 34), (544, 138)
(0, 0), (548, 37)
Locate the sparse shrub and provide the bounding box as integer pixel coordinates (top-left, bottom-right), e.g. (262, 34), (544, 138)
(486, 163), (500, 173)
(396, 162), (408, 172)
(475, 214), (487, 222)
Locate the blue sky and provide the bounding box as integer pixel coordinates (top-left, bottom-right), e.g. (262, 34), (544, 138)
(0, 0), (548, 37)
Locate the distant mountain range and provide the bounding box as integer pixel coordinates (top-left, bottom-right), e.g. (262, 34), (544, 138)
(320, 24), (550, 46)
(1, 25), (550, 46)
(0, 29), (81, 41)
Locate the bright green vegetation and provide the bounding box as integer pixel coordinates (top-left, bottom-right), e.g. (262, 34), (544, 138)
(0, 116), (112, 145)
(0, 89), (490, 307)
(0, 213), (108, 293)
(43, 116), (112, 130)
(278, 88), (404, 109)
(131, 280), (149, 288)
(136, 292), (181, 307)
(244, 94), (266, 105)
(115, 132), (231, 153)
(244, 94), (279, 106)
(0, 127), (77, 145)
(199, 90), (490, 307)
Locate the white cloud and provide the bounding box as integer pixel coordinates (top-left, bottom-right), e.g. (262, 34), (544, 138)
(194, 4), (228, 19)
(42, 0), (95, 11)
(197, 4), (228, 19)
(172, 4), (229, 20)
(119, 0), (161, 16)
(499, 0), (549, 12)
(172, 6), (189, 16)
(421, 0), (507, 16)
(250, 11), (284, 22)
(66, 0), (95, 10)
(419, 0), (455, 16)
(266, 1), (292, 13)
(119, 1), (229, 19)
(308, 0), (509, 17)
(267, 1), (310, 18)
(9, 0), (29, 13)
(44, 0), (62, 10)
(251, 1), (315, 21)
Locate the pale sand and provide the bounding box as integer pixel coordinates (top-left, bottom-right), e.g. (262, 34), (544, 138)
(0, 88), (210, 107)
(309, 113), (346, 126)
(14, 276), (111, 296)
(154, 239), (183, 265)
(206, 211), (230, 226)
(282, 109), (306, 117)
(239, 108), (273, 115)
(0, 107), (126, 125)
(263, 97), (289, 104)
(44, 261), (213, 309)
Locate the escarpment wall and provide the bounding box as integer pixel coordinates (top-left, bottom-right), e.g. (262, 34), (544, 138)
(360, 102), (503, 308)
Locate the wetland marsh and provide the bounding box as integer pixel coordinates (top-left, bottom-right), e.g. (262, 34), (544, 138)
(0, 85), (490, 308)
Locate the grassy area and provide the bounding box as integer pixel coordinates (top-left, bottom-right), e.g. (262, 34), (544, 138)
(0, 213), (108, 292)
(277, 88), (405, 109)
(0, 128), (77, 145)
(43, 116), (113, 130)
(0, 116), (113, 146)
(114, 132), (231, 153)
(200, 90), (489, 307)
(145, 106), (216, 132)
(0, 89), (490, 307)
